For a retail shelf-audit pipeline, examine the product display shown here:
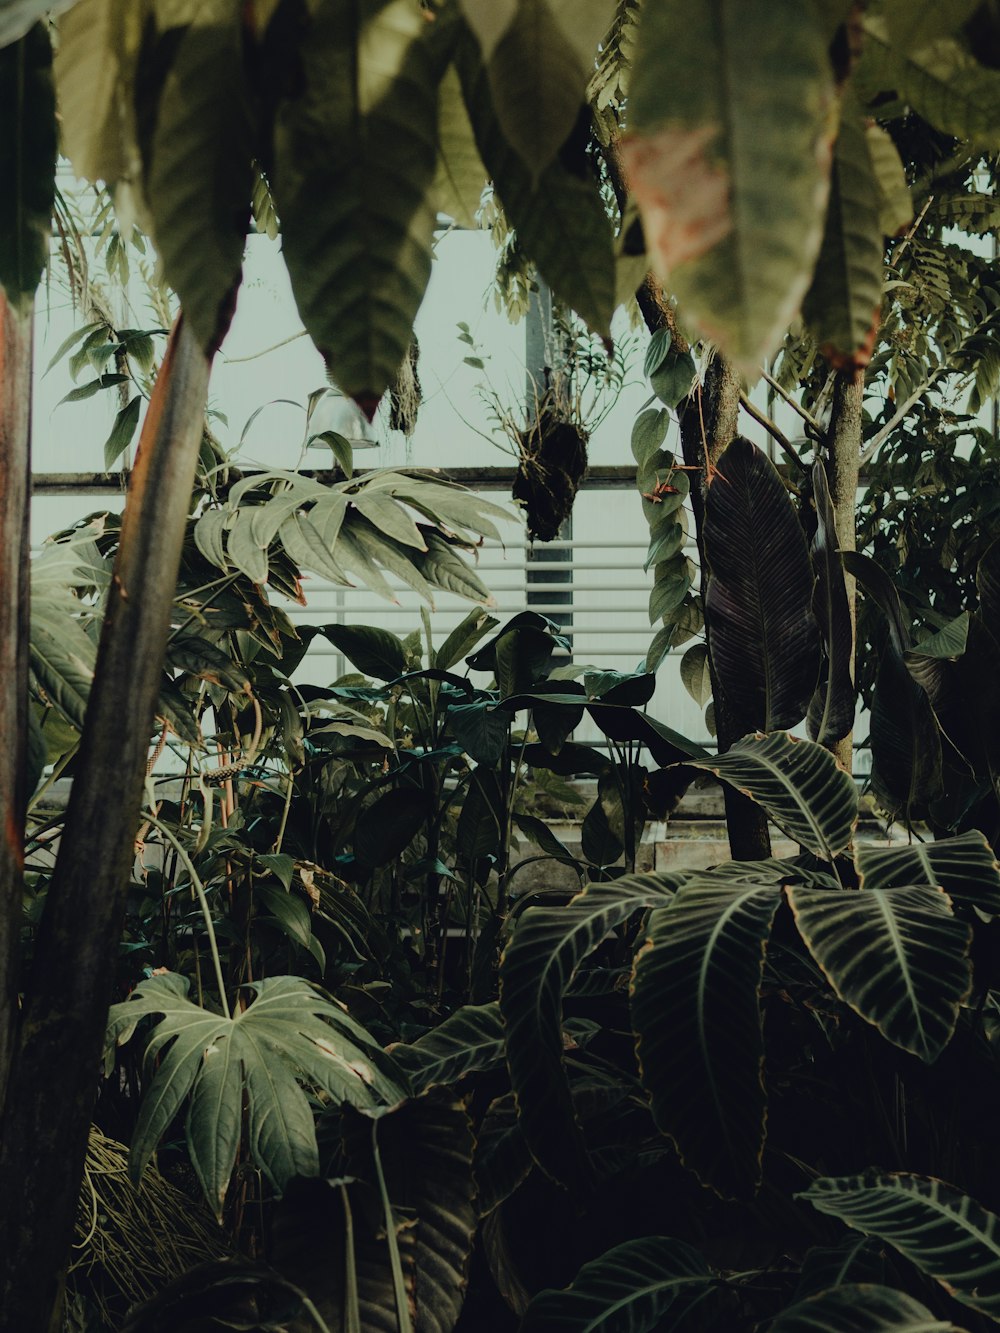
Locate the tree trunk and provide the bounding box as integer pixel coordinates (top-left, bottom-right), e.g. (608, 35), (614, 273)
(825, 370), (863, 774)
(0, 317), (210, 1333)
(0, 294), (32, 1115)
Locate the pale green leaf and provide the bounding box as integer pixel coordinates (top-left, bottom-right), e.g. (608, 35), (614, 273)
(54, 0), (141, 188)
(431, 63), (488, 227)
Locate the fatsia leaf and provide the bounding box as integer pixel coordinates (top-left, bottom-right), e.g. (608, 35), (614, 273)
(388, 1003), (506, 1094)
(139, 0), (252, 354)
(107, 972), (405, 1219)
(704, 438), (820, 732)
(270, 0), (443, 406)
(0, 22), (56, 315)
(786, 885), (971, 1062)
(684, 732), (858, 860)
(769, 1282), (956, 1333)
(801, 90), (884, 370)
(621, 0), (834, 370)
(520, 1236), (717, 1333)
(856, 831), (1000, 916)
(801, 1172), (1000, 1322)
(499, 874), (681, 1187)
(808, 462), (854, 746)
(631, 880), (782, 1197)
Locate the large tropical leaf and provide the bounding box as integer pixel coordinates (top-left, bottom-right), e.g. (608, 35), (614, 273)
(431, 63), (488, 227)
(631, 879), (782, 1197)
(786, 884), (971, 1062)
(795, 1235), (889, 1299)
(519, 1236), (717, 1333)
(905, 614), (1000, 785)
(107, 972), (406, 1218)
(801, 1172), (1000, 1322)
(388, 1002), (506, 1094)
(703, 438), (820, 732)
(801, 90), (884, 369)
(270, 0), (443, 406)
(139, 1), (253, 354)
(684, 732), (858, 860)
(499, 873), (681, 1187)
(769, 1283), (958, 1332)
(621, 0), (834, 369)
(808, 462), (855, 745)
(856, 831), (1000, 915)
(0, 22), (56, 314)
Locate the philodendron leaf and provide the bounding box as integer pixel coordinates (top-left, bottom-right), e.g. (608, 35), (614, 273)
(107, 972), (405, 1219)
(684, 732), (858, 860)
(270, 0), (443, 407)
(769, 1282), (957, 1333)
(787, 884), (971, 1062)
(520, 1236), (717, 1333)
(704, 438), (820, 732)
(801, 89), (884, 369)
(0, 22), (56, 314)
(621, 0), (834, 370)
(632, 879), (782, 1198)
(499, 874), (681, 1187)
(801, 1172), (1000, 1322)
(139, 0), (253, 355)
(856, 831), (1000, 916)
(809, 462), (854, 746)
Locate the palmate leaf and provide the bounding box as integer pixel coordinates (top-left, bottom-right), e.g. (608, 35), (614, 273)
(808, 463), (855, 746)
(520, 1236), (717, 1333)
(388, 1002), (507, 1094)
(631, 879), (782, 1197)
(787, 885), (971, 1062)
(270, 0), (443, 406)
(856, 831), (1000, 915)
(769, 1283), (957, 1332)
(107, 972), (406, 1219)
(801, 1172), (1000, 1322)
(622, 0), (833, 370)
(684, 732), (858, 860)
(499, 873), (681, 1187)
(704, 438), (820, 731)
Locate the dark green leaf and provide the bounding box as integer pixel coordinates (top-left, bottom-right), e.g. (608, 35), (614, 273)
(856, 831), (1000, 915)
(388, 1002), (506, 1094)
(103, 395), (142, 469)
(770, 1282), (954, 1332)
(354, 787), (430, 867)
(0, 23), (55, 314)
(320, 623), (409, 682)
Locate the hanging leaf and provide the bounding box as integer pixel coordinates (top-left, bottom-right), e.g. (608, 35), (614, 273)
(354, 787), (430, 867)
(0, 22), (56, 315)
(808, 462), (855, 745)
(320, 623), (408, 682)
(621, 0), (834, 370)
(770, 1282), (956, 1333)
(704, 438), (820, 732)
(431, 63), (488, 226)
(499, 874), (680, 1187)
(802, 91), (884, 369)
(103, 395), (142, 468)
(866, 124), (912, 237)
(856, 831), (1000, 916)
(787, 884), (971, 1062)
(801, 1172), (1000, 1322)
(270, 0), (443, 405)
(632, 879), (782, 1197)
(684, 732), (858, 860)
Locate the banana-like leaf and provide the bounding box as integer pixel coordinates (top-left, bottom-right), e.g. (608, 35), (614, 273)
(621, 0), (834, 370)
(388, 1002), (506, 1094)
(787, 885), (971, 1062)
(499, 874), (681, 1187)
(769, 1282), (957, 1332)
(270, 1), (443, 405)
(808, 463), (855, 745)
(684, 732), (858, 860)
(0, 22), (56, 314)
(801, 90), (884, 368)
(631, 880), (782, 1197)
(801, 1172), (1000, 1322)
(456, 27), (615, 334)
(856, 831), (1000, 915)
(107, 972), (406, 1219)
(140, 2), (253, 355)
(704, 439), (820, 732)
(520, 1236), (717, 1333)
(905, 614), (1000, 783)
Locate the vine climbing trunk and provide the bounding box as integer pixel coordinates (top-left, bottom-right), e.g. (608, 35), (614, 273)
(0, 316), (210, 1333)
(825, 370), (863, 775)
(0, 294), (31, 1117)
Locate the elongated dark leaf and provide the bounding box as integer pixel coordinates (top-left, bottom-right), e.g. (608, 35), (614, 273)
(499, 874), (681, 1187)
(856, 831), (1000, 915)
(0, 22), (56, 314)
(801, 1171), (1000, 1322)
(354, 787), (429, 868)
(978, 537), (1000, 638)
(787, 885), (971, 1062)
(770, 1282), (955, 1332)
(795, 1235), (889, 1300)
(809, 462), (854, 745)
(475, 1092), (533, 1217)
(631, 880), (782, 1197)
(388, 1003), (506, 1094)
(435, 608), (499, 671)
(704, 438), (820, 731)
(685, 732), (858, 860)
(905, 614), (1000, 783)
(320, 623), (409, 682)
